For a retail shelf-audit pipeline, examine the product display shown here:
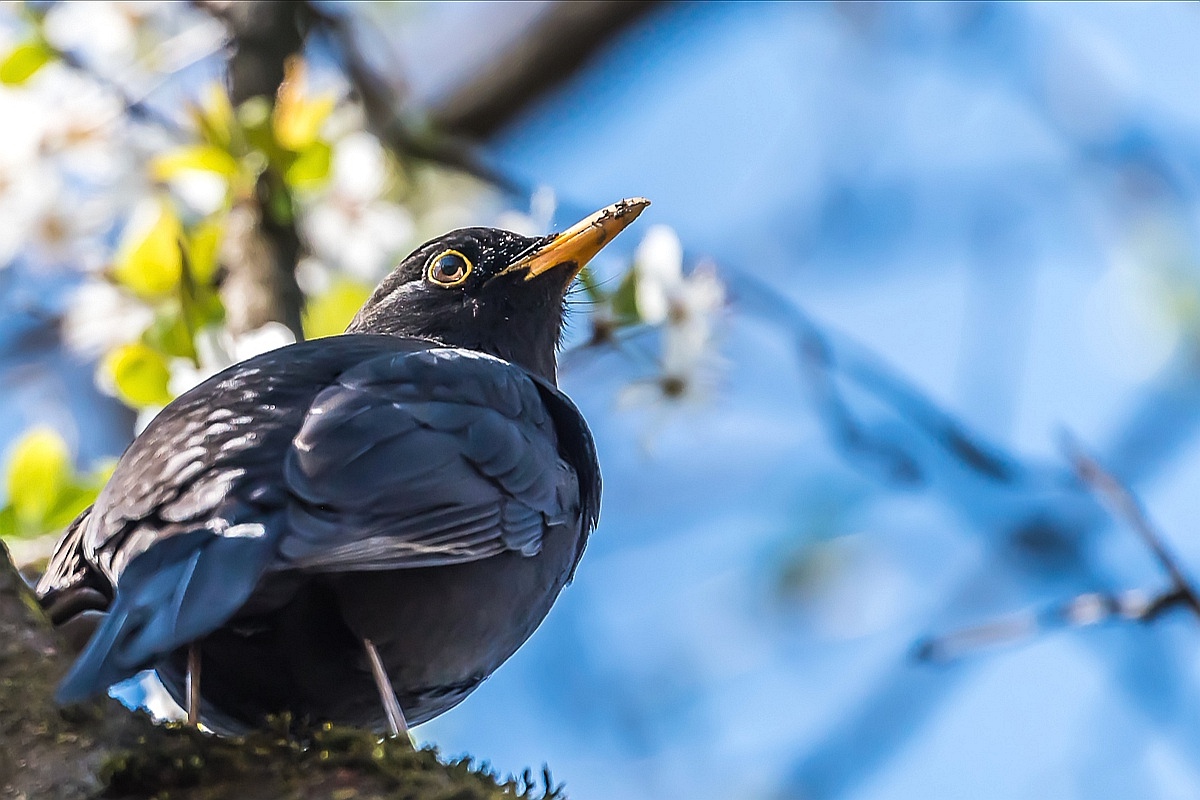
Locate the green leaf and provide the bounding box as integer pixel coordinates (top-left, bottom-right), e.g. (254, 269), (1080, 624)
(577, 266), (606, 303)
(265, 182), (295, 225)
(5, 427), (70, 530)
(284, 140), (331, 190)
(0, 505), (17, 539)
(191, 83), (236, 149)
(303, 279), (373, 339)
(179, 246), (225, 336)
(104, 342), (174, 408)
(44, 482), (100, 531)
(238, 97), (279, 161)
(236, 96), (272, 131)
(0, 40), (54, 86)
(609, 269), (641, 325)
(143, 310), (198, 361)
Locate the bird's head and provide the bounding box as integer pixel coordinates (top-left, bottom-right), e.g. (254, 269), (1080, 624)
(347, 198), (649, 382)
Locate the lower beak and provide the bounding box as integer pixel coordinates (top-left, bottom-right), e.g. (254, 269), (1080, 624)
(502, 197), (650, 282)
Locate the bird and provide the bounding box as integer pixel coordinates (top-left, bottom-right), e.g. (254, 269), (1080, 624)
(35, 197), (649, 735)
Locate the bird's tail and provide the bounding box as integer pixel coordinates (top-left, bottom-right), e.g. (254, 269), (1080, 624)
(56, 528), (276, 704)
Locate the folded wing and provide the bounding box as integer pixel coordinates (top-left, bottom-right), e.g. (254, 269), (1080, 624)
(279, 347), (583, 571)
(51, 338), (598, 702)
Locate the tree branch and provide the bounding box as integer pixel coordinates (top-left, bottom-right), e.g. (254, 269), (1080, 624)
(914, 437), (1200, 663)
(311, 4), (529, 197)
(1062, 433), (1200, 617)
(428, 0), (659, 139)
(0, 540), (561, 798)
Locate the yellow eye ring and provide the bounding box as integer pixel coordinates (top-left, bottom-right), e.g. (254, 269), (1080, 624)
(426, 249), (473, 287)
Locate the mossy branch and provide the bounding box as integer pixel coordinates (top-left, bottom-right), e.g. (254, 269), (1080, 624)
(0, 541), (561, 799)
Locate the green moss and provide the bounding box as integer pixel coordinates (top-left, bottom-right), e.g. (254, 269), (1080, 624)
(99, 718), (565, 800)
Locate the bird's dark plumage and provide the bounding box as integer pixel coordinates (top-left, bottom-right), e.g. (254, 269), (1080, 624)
(37, 199), (647, 732)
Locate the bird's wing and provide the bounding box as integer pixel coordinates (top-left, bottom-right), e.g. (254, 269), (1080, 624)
(79, 337), (422, 582)
(278, 347), (586, 571)
(55, 335), (428, 701)
(54, 337), (598, 701)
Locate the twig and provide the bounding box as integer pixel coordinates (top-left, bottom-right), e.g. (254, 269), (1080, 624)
(53, 48), (187, 137)
(1062, 432), (1200, 617)
(914, 586), (1188, 663)
(308, 4), (529, 197)
(916, 437), (1200, 664)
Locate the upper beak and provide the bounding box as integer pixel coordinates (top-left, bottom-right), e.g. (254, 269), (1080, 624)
(501, 197), (650, 283)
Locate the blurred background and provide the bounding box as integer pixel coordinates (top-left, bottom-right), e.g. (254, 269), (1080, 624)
(3, 2), (1200, 798)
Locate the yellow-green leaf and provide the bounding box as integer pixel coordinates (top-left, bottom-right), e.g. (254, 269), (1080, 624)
(5, 427), (70, 528)
(44, 483), (99, 531)
(151, 144), (240, 181)
(186, 216), (224, 285)
(274, 94), (334, 151)
(192, 83), (235, 148)
(144, 309), (197, 361)
(303, 279), (372, 339)
(179, 252), (226, 335)
(609, 269), (640, 324)
(284, 140), (331, 190)
(0, 41), (54, 86)
(112, 201), (184, 299)
(104, 342), (174, 408)
(265, 184), (294, 225)
(0, 505), (17, 539)
(577, 266), (607, 303)
(273, 56), (335, 151)
(237, 96), (272, 132)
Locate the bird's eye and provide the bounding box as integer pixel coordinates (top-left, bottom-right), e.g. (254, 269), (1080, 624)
(426, 250), (472, 287)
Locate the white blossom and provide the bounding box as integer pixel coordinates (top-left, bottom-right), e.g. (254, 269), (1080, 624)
(42, 2), (144, 70)
(165, 169), (227, 217)
(35, 65), (129, 182)
(167, 321), (296, 398)
(660, 262), (725, 380)
(299, 132), (415, 281)
(624, 226), (726, 404)
(62, 281), (155, 356)
(0, 65), (137, 271)
(634, 225), (687, 325)
(295, 255), (334, 296)
(494, 186), (556, 236)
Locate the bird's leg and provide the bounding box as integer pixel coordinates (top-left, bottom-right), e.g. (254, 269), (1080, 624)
(363, 637), (408, 737)
(186, 642), (201, 726)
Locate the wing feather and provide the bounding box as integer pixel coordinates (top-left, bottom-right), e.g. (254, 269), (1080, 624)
(279, 348), (582, 572)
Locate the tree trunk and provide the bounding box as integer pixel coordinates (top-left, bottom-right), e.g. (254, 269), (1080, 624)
(200, 0), (309, 341)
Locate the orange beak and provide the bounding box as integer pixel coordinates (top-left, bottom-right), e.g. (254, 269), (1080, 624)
(502, 197), (650, 282)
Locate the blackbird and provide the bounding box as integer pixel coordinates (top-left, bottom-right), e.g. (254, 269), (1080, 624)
(36, 198), (649, 735)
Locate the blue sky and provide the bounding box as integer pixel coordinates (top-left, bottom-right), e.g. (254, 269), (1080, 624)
(411, 4), (1200, 799)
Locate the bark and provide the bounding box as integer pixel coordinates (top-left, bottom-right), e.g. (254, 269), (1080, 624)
(0, 541), (558, 799)
(199, 0), (309, 341)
